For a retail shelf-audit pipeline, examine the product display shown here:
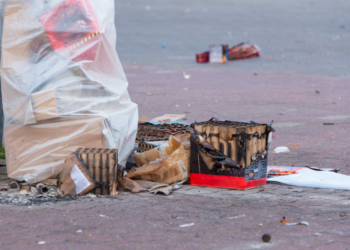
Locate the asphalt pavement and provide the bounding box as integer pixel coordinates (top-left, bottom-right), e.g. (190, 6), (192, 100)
(115, 0), (350, 76)
(1, 1), (350, 249)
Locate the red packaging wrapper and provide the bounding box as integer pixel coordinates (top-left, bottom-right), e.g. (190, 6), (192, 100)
(39, 0), (102, 61)
(228, 44), (260, 60)
(196, 51), (209, 63)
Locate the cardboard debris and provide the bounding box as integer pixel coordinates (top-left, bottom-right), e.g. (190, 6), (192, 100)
(135, 135), (184, 167)
(127, 135), (191, 184)
(149, 185), (174, 195)
(133, 180), (169, 191)
(59, 153), (95, 196)
(151, 114), (186, 123)
(41, 179), (59, 186)
(121, 178), (179, 196)
(138, 117), (148, 123)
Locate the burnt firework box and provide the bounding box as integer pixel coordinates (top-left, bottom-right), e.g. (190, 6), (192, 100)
(190, 120), (274, 189)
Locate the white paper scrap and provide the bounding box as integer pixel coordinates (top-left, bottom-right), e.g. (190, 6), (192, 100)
(180, 223), (194, 228)
(274, 146), (290, 153)
(70, 164), (91, 195)
(268, 168), (350, 190)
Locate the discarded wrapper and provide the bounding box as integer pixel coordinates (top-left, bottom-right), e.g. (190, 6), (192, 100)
(228, 42), (260, 60)
(20, 183), (31, 192)
(196, 42), (259, 63)
(120, 178), (182, 196)
(196, 51), (209, 63)
(209, 44), (229, 63)
(41, 179), (59, 187)
(59, 153), (95, 196)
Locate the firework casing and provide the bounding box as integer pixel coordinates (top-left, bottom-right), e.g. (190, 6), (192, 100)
(191, 120), (274, 189)
(75, 148), (118, 195)
(211, 125), (220, 151)
(219, 126), (229, 156)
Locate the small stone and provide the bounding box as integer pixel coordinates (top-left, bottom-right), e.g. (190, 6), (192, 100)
(19, 190), (28, 195)
(262, 234), (271, 242)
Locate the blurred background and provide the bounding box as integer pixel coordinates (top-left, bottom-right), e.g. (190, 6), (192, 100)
(115, 0), (350, 76)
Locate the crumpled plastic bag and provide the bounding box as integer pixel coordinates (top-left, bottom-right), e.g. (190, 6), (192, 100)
(0, 0), (138, 183)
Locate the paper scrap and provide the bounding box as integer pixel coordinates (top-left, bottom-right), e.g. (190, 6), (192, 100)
(180, 223), (194, 228)
(274, 146), (290, 153)
(70, 164), (91, 195)
(286, 221), (309, 226)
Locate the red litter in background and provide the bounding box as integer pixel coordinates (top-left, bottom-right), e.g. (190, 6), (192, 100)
(228, 42), (260, 60)
(196, 51), (209, 63)
(196, 41), (260, 63)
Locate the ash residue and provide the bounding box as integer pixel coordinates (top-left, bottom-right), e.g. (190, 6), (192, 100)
(0, 186), (86, 206)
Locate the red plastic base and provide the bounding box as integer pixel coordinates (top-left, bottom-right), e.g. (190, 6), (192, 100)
(190, 173), (267, 189)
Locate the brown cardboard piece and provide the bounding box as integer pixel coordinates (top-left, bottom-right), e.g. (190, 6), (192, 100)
(122, 178), (174, 195)
(60, 153), (95, 196)
(5, 116), (108, 183)
(31, 90), (59, 122)
(41, 178), (59, 186)
(122, 177), (146, 193)
(126, 136), (191, 184)
(138, 117), (148, 123)
(135, 135), (182, 167)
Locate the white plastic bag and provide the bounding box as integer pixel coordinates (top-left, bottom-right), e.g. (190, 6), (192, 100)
(0, 0), (138, 183)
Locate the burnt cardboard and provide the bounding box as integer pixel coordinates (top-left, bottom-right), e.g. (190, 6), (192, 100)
(190, 120), (273, 189)
(75, 148), (118, 195)
(126, 137), (191, 185)
(60, 152), (95, 196)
